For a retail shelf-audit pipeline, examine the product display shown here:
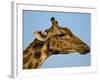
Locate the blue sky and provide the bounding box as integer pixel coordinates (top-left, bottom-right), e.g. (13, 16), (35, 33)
(23, 10), (91, 68)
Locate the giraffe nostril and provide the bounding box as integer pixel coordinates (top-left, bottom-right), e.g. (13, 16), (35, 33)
(85, 47), (90, 53)
(84, 45), (90, 53)
(86, 49), (90, 53)
(77, 43), (90, 55)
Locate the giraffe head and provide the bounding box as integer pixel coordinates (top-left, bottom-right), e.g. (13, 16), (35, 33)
(43, 17), (90, 55)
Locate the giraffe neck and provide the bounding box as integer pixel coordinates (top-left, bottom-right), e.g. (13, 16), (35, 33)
(23, 39), (50, 69)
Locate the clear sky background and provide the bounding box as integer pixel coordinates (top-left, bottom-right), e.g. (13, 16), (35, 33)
(23, 10), (91, 68)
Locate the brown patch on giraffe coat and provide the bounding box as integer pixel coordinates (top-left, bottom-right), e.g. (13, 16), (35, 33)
(23, 49), (29, 55)
(34, 62), (39, 68)
(33, 40), (44, 49)
(28, 62), (33, 69)
(34, 51), (41, 59)
(23, 57), (29, 65)
(23, 52), (32, 65)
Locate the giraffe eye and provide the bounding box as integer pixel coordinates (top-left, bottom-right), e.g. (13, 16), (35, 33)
(58, 33), (65, 37)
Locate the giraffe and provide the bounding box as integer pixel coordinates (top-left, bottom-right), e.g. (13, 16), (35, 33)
(23, 39), (50, 69)
(23, 17), (90, 69)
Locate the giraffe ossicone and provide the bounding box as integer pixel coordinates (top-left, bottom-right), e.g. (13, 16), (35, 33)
(23, 17), (90, 69)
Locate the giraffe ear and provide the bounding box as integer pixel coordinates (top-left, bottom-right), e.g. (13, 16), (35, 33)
(34, 31), (48, 41)
(44, 31), (47, 35)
